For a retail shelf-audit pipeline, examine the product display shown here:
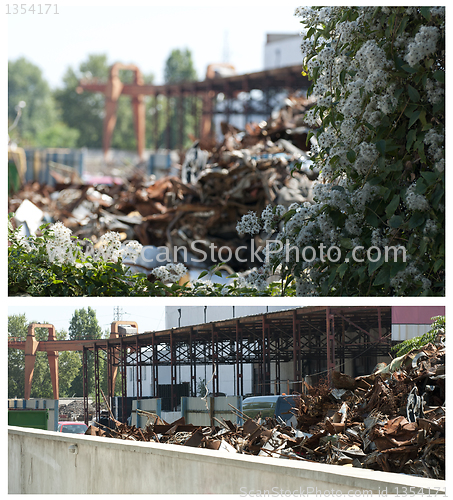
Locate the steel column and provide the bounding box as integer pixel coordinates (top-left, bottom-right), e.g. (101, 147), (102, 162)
(326, 308), (336, 384)
(235, 320), (244, 397)
(292, 310), (301, 393)
(94, 344), (101, 422)
(83, 347), (88, 425)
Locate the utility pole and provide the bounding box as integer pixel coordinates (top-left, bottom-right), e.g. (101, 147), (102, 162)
(113, 306), (124, 321)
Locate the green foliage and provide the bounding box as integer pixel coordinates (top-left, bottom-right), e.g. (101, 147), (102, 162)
(162, 48), (199, 149)
(8, 57), (80, 148)
(8, 216), (285, 297)
(164, 48), (197, 84)
(391, 315), (445, 357)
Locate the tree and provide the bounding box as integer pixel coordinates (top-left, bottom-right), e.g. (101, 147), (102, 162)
(237, 6), (445, 296)
(162, 48), (199, 149)
(164, 48), (197, 84)
(68, 307), (103, 396)
(8, 57), (56, 146)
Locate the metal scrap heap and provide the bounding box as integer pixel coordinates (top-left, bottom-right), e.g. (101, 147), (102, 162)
(9, 95), (316, 271)
(296, 339), (445, 479)
(85, 339), (444, 479)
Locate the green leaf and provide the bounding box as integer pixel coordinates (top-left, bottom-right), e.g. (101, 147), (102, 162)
(386, 195), (400, 218)
(375, 139), (386, 156)
(327, 267), (337, 289)
(408, 110), (421, 128)
(337, 262), (348, 279)
(401, 64), (417, 74)
(368, 255), (384, 276)
(365, 212), (379, 228)
(339, 237), (353, 250)
(346, 150), (356, 163)
(407, 84), (420, 102)
(433, 259), (443, 273)
(406, 129), (417, 151)
(389, 215), (404, 228)
(198, 270), (208, 279)
(432, 70), (445, 83)
(420, 6), (431, 21)
(408, 212), (426, 229)
(373, 265), (391, 287)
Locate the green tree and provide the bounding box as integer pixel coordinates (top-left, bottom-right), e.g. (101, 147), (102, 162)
(162, 48), (199, 149)
(164, 48), (197, 84)
(68, 307), (103, 396)
(8, 57), (56, 146)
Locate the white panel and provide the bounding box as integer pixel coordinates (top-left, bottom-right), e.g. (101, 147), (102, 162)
(391, 324), (431, 341)
(206, 306), (234, 323)
(264, 37), (304, 70)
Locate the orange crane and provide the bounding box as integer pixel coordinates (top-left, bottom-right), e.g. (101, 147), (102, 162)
(8, 321), (138, 400)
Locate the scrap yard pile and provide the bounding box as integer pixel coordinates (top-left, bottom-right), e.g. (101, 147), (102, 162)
(9, 95), (316, 271)
(295, 337), (445, 479)
(85, 339), (444, 479)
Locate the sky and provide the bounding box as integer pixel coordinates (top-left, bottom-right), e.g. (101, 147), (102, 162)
(8, 304), (166, 334)
(7, 1), (304, 89)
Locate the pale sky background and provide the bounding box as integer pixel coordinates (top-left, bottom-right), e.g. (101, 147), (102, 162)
(7, 1), (304, 89)
(8, 304), (166, 334)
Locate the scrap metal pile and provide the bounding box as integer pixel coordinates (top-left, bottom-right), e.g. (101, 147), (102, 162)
(9, 95), (316, 271)
(85, 339), (444, 479)
(295, 338), (445, 479)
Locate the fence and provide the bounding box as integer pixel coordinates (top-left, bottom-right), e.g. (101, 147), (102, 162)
(23, 148), (84, 186)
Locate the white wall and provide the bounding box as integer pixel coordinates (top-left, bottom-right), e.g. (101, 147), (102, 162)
(165, 306), (299, 329)
(264, 35), (303, 70)
(9, 426), (445, 494)
(128, 362), (253, 397)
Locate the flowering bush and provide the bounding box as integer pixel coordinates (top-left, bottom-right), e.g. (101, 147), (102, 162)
(237, 6), (444, 296)
(8, 218), (150, 296)
(8, 217), (285, 297)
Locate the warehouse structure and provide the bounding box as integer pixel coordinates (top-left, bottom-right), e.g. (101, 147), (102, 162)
(9, 306), (444, 424)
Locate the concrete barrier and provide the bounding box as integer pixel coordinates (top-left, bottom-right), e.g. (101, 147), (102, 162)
(8, 426), (446, 495)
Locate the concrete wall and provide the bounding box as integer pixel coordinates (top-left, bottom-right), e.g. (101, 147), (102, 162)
(9, 426), (445, 495)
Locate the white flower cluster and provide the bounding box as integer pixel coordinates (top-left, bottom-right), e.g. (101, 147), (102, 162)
(236, 212), (261, 236)
(390, 260), (431, 293)
(405, 183), (430, 212)
(120, 240), (143, 262)
(46, 221), (80, 264)
(261, 205), (286, 234)
(151, 262), (188, 283)
(405, 26), (439, 67)
(94, 232), (122, 263)
(243, 269), (268, 292)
